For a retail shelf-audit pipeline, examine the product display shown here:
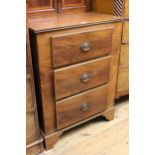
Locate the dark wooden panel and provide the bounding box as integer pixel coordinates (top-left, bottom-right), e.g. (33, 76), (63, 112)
(54, 57), (110, 100)
(26, 76), (34, 110)
(52, 26), (113, 67)
(26, 140), (44, 155)
(56, 85), (108, 129)
(28, 0), (54, 10)
(58, 0), (90, 14)
(26, 112), (38, 142)
(27, 0), (57, 17)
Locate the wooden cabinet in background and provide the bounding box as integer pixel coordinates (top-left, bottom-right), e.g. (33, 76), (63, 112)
(26, 43), (44, 155)
(93, 0), (129, 98)
(115, 0), (129, 98)
(26, 1), (43, 155)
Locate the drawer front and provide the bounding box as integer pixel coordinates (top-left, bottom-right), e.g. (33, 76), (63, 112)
(56, 85), (108, 129)
(52, 27), (113, 68)
(122, 21), (129, 43)
(26, 76), (34, 110)
(54, 57), (110, 100)
(117, 67), (129, 93)
(120, 44), (129, 67)
(26, 112), (38, 142)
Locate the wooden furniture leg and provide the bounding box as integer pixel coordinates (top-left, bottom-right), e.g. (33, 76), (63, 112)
(43, 132), (62, 150)
(102, 108), (115, 121)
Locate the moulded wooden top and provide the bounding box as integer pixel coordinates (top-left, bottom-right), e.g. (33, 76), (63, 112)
(28, 12), (122, 33)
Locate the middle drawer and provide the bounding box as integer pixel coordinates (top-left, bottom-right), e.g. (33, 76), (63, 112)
(54, 57), (110, 100)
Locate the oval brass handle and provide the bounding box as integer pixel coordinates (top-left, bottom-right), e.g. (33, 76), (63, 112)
(80, 42), (91, 52)
(81, 73), (90, 82)
(80, 103), (89, 111)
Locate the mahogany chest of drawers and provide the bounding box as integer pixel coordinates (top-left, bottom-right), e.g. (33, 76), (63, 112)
(28, 12), (122, 150)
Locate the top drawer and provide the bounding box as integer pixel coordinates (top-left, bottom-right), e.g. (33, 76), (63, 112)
(54, 57), (110, 100)
(52, 26), (113, 68)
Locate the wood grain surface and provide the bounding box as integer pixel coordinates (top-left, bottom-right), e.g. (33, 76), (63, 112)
(122, 21), (129, 44)
(123, 0), (129, 17)
(29, 18), (122, 149)
(120, 44), (129, 67)
(54, 57), (110, 100)
(52, 26), (113, 67)
(58, 0), (90, 14)
(56, 85), (108, 129)
(92, 0), (114, 14)
(117, 67), (129, 93)
(28, 12), (121, 33)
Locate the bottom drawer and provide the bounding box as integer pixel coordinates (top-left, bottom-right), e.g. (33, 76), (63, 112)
(56, 85), (108, 129)
(26, 112), (38, 142)
(117, 67), (129, 93)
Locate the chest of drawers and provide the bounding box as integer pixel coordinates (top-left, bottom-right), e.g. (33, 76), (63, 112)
(29, 12), (122, 150)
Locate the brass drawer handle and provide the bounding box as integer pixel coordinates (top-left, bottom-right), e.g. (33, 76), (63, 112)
(81, 73), (90, 83)
(80, 103), (89, 111)
(80, 42), (91, 52)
